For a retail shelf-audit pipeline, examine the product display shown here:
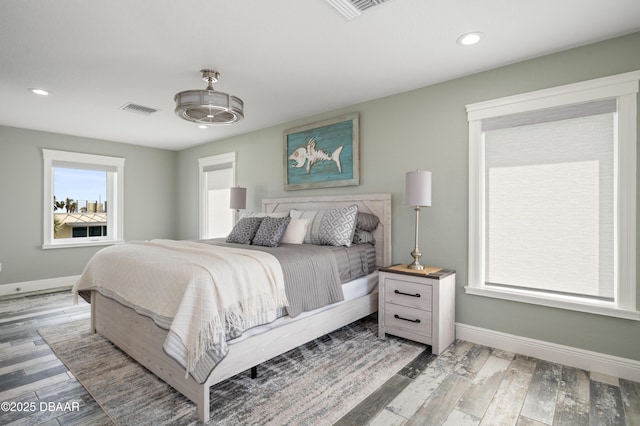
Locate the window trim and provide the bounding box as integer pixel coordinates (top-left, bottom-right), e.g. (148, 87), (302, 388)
(465, 71), (639, 320)
(42, 149), (125, 249)
(198, 152), (237, 240)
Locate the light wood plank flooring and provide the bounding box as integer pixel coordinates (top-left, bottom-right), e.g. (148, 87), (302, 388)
(1, 290), (639, 425)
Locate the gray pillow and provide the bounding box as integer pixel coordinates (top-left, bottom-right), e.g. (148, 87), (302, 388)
(226, 217), (263, 244)
(353, 229), (376, 245)
(356, 212), (380, 232)
(252, 216), (291, 247)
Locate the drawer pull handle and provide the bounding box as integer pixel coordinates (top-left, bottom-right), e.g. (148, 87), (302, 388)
(394, 314), (421, 324)
(394, 289), (421, 298)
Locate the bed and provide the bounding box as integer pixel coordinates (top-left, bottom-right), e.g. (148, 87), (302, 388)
(75, 193), (391, 423)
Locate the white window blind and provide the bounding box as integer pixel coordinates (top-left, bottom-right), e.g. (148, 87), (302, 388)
(484, 101), (615, 300)
(198, 153), (236, 239)
(204, 167), (233, 239)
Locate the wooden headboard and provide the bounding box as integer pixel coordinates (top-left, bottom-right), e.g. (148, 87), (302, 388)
(262, 193), (391, 267)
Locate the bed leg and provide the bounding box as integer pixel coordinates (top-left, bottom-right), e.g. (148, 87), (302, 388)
(197, 384), (210, 423)
(90, 292), (97, 334)
(251, 366), (258, 379)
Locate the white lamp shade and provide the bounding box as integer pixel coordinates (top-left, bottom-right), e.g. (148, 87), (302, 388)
(229, 187), (247, 209)
(405, 171), (432, 207)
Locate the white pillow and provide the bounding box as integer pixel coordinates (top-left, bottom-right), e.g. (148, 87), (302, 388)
(281, 218), (310, 244)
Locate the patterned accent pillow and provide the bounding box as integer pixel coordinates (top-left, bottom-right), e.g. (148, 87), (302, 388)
(290, 205), (358, 247)
(252, 216), (291, 247)
(356, 212), (380, 232)
(319, 205), (358, 246)
(226, 217), (263, 244)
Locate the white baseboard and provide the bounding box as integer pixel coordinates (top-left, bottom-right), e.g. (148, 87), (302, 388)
(0, 275), (79, 298)
(456, 322), (640, 382)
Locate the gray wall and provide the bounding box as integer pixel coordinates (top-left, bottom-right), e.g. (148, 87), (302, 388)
(0, 126), (178, 285)
(0, 32), (637, 362)
(177, 32), (640, 361)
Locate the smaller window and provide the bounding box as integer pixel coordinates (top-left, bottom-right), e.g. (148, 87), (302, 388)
(198, 153), (237, 239)
(43, 149), (125, 249)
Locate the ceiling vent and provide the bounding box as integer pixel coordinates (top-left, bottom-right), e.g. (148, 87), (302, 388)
(120, 103), (159, 115)
(326, 0), (391, 20)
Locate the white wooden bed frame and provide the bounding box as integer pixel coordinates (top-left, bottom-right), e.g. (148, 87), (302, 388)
(89, 193), (391, 423)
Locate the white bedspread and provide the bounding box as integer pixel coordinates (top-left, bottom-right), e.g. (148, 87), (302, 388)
(74, 239), (288, 377)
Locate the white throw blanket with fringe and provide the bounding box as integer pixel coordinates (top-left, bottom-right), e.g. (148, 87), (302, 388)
(74, 239), (288, 378)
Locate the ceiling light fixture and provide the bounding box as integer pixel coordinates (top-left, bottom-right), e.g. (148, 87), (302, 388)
(457, 32), (483, 46)
(29, 88), (51, 96)
(174, 69), (244, 126)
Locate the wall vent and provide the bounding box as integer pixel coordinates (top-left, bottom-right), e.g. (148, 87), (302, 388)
(120, 103), (159, 115)
(326, 0), (392, 20)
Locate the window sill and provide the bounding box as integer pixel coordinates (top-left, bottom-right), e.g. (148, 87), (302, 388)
(42, 239), (125, 250)
(465, 285), (640, 321)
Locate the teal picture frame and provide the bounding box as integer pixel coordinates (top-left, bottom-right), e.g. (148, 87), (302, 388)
(284, 113), (360, 190)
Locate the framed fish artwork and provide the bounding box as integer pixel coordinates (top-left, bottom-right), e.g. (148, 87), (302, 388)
(284, 112), (360, 190)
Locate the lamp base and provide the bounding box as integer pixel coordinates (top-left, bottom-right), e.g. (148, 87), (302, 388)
(408, 249), (424, 270)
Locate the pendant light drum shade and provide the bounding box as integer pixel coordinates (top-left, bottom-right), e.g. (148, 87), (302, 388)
(174, 70), (244, 126)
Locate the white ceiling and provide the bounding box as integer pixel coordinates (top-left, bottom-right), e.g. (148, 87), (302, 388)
(1, 0), (639, 151)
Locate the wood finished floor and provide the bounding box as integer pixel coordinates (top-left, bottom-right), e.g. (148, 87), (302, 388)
(0, 290), (638, 425)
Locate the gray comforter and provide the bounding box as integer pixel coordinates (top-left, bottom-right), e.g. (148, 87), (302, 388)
(203, 239), (345, 317)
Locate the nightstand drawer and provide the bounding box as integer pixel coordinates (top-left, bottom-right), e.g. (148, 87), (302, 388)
(384, 303), (432, 338)
(384, 278), (432, 310)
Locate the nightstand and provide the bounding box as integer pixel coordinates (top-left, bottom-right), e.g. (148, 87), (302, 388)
(378, 265), (456, 355)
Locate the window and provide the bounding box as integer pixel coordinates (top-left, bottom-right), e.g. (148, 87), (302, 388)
(43, 149), (124, 249)
(198, 153), (237, 239)
(466, 71), (639, 319)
